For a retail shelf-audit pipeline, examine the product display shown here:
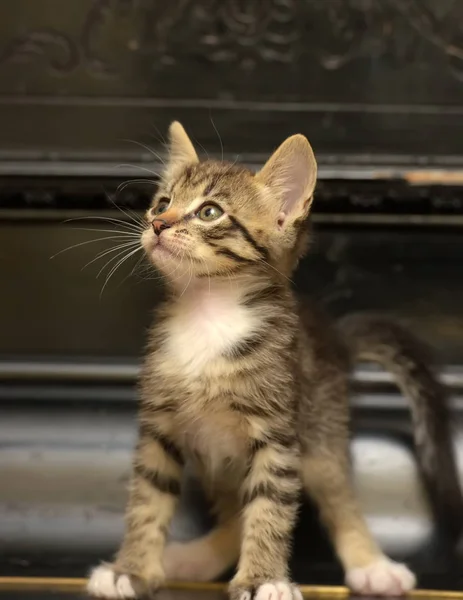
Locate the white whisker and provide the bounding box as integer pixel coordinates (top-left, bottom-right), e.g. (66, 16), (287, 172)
(160, 249), (192, 287)
(96, 243), (141, 279)
(210, 116), (224, 162)
(104, 190), (146, 228)
(258, 258), (293, 284)
(64, 216), (143, 234)
(69, 226), (141, 237)
(100, 246), (143, 298)
(50, 235), (135, 259)
(148, 127), (167, 146)
(116, 163), (161, 179)
(119, 139), (166, 165)
(198, 255), (211, 295)
(83, 240), (140, 271)
(116, 179), (157, 199)
(115, 251), (147, 290)
(179, 251), (194, 298)
(192, 134), (209, 161)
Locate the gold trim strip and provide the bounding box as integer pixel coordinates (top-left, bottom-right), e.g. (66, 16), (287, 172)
(0, 577), (461, 598)
(403, 170), (463, 186)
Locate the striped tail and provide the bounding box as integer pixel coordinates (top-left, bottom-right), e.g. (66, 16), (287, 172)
(338, 313), (463, 544)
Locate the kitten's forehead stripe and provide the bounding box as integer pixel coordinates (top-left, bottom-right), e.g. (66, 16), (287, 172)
(181, 165), (194, 184)
(212, 191), (231, 200)
(183, 161), (251, 191)
(204, 182), (214, 196)
(204, 177), (219, 196)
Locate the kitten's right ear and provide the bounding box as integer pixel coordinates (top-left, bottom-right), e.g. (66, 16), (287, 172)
(164, 121), (199, 179)
(256, 134), (317, 229)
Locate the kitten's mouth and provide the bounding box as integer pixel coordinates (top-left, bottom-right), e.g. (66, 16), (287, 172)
(143, 230), (190, 264)
(154, 241), (172, 256)
(152, 238), (186, 260)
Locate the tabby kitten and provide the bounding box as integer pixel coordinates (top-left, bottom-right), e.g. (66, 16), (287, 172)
(88, 122), (462, 599)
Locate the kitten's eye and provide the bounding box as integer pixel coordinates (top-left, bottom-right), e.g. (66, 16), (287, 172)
(197, 203), (224, 222)
(152, 198), (170, 215)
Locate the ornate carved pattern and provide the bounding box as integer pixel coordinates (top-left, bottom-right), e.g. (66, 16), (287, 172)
(80, 0), (118, 76)
(0, 27), (79, 73)
(391, 0), (463, 78)
(0, 0), (463, 77)
(315, 0), (463, 74)
(196, 0), (301, 68)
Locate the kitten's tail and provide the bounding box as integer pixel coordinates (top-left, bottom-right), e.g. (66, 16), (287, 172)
(338, 313), (463, 544)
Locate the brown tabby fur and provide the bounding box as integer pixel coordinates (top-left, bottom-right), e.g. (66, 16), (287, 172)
(88, 122), (462, 600)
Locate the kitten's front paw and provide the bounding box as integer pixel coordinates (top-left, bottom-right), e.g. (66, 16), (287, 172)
(87, 564), (164, 599)
(87, 565), (137, 599)
(229, 580), (303, 600)
(346, 559), (416, 596)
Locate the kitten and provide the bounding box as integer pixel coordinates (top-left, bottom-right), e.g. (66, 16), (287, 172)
(87, 122), (462, 600)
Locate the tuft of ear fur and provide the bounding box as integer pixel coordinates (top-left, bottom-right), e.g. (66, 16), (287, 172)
(164, 121), (199, 180)
(256, 134), (317, 229)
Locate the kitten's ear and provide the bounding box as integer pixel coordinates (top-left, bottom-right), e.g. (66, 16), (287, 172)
(164, 121), (198, 178)
(256, 134), (317, 228)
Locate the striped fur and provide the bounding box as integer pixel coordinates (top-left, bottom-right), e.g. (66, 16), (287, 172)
(87, 122), (461, 600)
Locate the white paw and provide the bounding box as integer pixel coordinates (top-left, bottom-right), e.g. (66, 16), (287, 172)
(249, 582), (302, 600)
(87, 565), (136, 599)
(346, 559), (416, 596)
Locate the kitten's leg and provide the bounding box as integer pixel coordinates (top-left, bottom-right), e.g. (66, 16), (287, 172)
(164, 470), (241, 582)
(88, 427), (183, 598)
(301, 446), (416, 596)
(228, 441), (302, 600)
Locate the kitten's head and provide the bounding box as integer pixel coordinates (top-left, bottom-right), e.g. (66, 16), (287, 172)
(141, 121), (317, 283)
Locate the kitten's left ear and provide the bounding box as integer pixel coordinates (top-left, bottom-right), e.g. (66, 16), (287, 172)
(164, 121), (199, 178)
(256, 134), (317, 228)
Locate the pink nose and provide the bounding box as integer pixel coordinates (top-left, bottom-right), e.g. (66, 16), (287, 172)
(152, 219), (171, 236)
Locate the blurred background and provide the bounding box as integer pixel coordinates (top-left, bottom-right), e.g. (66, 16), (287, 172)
(0, 0), (463, 592)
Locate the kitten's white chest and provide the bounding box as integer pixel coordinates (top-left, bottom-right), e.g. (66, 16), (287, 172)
(164, 289), (257, 376)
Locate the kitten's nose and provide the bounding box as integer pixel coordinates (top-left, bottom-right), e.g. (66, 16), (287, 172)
(152, 219), (171, 236)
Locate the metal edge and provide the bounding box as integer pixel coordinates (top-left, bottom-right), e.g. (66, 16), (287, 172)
(2, 161), (463, 182)
(0, 361), (462, 388)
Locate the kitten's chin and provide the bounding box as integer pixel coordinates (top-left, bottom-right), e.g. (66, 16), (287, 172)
(143, 237), (173, 263)
(149, 247), (177, 270)
(153, 242), (173, 258)
(148, 246), (192, 280)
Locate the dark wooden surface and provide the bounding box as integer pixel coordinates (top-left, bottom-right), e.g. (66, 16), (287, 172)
(1, 1), (463, 167)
